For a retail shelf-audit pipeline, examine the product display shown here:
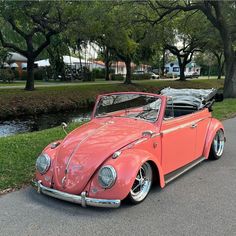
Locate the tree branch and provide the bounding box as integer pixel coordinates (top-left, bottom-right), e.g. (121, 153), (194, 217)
(7, 17), (27, 39)
(0, 31), (27, 57)
(34, 32), (54, 57)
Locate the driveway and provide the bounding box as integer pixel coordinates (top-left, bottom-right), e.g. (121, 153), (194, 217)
(0, 118), (236, 236)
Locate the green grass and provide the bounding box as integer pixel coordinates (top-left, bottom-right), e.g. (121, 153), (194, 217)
(212, 98), (236, 120)
(0, 81), (25, 86)
(0, 98), (235, 192)
(0, 123), (81, 192)
(0, 79), (117, 87)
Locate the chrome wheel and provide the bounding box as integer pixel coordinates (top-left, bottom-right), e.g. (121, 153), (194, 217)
(213, 129), (225, 157)
(209, 129), (225, 160)
(129, 162), (152, 203)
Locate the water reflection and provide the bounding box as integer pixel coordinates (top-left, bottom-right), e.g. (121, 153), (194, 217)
(0, 109), (91, 137)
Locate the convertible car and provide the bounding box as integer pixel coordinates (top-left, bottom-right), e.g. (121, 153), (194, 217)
(32, 88), (225, 208)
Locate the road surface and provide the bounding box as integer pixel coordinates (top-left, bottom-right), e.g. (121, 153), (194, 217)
(0, 117), (236, 236)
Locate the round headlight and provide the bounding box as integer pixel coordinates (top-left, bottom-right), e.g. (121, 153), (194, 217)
(98, 165), (117, 189)
(36, 153), (51, 174)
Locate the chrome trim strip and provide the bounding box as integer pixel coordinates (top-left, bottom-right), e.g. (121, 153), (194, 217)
(32, 181), (121, 208)
(164, 156), (206, 184)
(162, 117), (208, 135)
(151, 133), (161, 138)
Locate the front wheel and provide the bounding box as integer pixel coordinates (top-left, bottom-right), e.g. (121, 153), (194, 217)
(209, 129), (225, 160)
(128, 162), (153, 204)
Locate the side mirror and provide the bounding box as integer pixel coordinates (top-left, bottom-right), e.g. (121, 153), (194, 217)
(61, 122), (68, 135)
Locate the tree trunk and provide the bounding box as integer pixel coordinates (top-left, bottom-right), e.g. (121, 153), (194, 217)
(25, 57), (35, 91)
(179, 64), (186, 81)
(105, 61), (110, 81)
(124, 58), (132, 84)
(177, 57), (186, 81)
(221, 41), (236, 97)
(161, 48), (165, 77)
(216, 9), (236, 97)
(223, 56), (236, 97)
(214, 52), (223, 80)
(217, 65), (222, 80)
(104, 47), (110, 81)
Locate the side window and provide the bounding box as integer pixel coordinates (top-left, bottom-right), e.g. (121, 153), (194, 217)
(164, 97), (197, 120)
(164, 97), (174, 120)
(173, 67), (179, 72)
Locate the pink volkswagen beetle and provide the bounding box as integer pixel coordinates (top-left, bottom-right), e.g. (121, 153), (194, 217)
(32, 89), (225, 208)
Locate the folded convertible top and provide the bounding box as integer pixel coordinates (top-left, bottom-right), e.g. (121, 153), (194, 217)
(160, 87), (218, 109)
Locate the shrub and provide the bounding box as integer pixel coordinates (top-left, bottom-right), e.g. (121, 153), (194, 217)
(81, 67), (94, 82)
(110, 73), (124, 81)
(132, 73), (150, 80)
(34, 68), (47, 80)
(91, 68), (105, 79)
(20, 71), (28, 80)
(166, 73), (178, 78)
(0, 68), (15, 82)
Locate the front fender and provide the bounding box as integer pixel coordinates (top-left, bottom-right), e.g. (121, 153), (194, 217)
(87, 148), (164, 200)
(35, 140), (63, 188)
(203, 118), (224, 159)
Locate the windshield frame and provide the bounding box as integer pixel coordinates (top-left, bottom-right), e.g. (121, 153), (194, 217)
(91, 92), (163, 123)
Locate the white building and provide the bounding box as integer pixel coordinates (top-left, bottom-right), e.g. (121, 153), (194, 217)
(35, 56), (105, 71)
(111, 61), (150, 76)
(165, 61), (201, 77)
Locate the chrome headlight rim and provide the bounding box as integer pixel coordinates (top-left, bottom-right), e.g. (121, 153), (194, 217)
(36, 153), (51, 174)
(98, 165), (117, 189)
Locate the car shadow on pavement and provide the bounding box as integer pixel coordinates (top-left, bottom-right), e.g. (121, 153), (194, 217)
(27, 187), (141, 216)
(25, 185), (166, 217)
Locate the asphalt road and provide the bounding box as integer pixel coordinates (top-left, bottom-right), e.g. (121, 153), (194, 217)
(1, 117), (236, 236)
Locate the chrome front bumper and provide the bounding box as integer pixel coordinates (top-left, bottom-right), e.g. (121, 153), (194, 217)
(32, 180), (121, 208)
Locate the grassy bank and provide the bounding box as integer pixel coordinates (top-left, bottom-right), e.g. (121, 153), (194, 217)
(0, 123), (80, 193)
(0, 97), (236, 193)
(0, 79), (224, 120)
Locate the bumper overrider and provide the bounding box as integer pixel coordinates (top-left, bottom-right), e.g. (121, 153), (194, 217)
(32, 180), (121, 208)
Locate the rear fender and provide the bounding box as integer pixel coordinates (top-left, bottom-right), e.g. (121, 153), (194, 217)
(203, 118), (224, 159)
(87, 149), (164, 200)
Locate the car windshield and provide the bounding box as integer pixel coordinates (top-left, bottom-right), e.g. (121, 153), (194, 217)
(94, 93), (161, 122)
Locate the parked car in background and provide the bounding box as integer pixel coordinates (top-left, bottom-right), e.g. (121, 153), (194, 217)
(149, 72), (159, 79)
(133, 70), (145, 75)
(32, 89), (225, 208)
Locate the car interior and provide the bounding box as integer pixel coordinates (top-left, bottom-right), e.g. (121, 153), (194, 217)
(164, 103), (198, 119)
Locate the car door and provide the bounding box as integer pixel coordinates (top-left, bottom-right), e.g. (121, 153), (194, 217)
(160, 114), (197, 175)
(194, 109), (211, 158)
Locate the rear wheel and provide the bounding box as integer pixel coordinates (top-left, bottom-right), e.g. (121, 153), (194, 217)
(209, 129), (225, 160)
(128, 162), (153, 204)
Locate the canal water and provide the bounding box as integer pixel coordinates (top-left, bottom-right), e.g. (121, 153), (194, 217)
(0, 109), (91, 137)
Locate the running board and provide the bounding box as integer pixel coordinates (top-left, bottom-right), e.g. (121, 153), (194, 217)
(164, 156), (206, 184)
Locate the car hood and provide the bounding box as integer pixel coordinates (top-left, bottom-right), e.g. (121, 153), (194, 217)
(52, 117), (156, 194)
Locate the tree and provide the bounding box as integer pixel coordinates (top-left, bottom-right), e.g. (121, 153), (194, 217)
(164, 12), (207, 80)
(0, 46), (8, 65)
(165, 41), (200, 80)
(145, 0), (236, 97)
(0, 1), (69, 90)
(107, 2), (161, 84)
(47, 35), (70, 81)
(203, 27), (225, 79)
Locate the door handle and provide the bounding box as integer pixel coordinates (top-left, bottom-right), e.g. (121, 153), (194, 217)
(191, 123), (197, 128)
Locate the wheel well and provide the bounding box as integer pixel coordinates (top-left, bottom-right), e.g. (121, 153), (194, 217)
(148, 161), (160, 187)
